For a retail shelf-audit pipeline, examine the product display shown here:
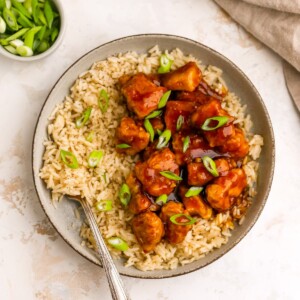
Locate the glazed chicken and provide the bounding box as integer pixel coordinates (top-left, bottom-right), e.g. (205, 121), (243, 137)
(115, 60), (250, 252)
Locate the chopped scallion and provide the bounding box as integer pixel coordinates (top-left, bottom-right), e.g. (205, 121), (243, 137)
(202, 156), (219, 177)
(98, 89), (109, 113)
(169, 214), (196, 226)
(16, 44), (32, 56)
(158, 54), (173, 74)
(183, 136), (190, 153)
(119, 183), (131, 206)
(185, 186), (203, 197)
(107, 237), (129, 251)
(156, 129), (171, 149)
(160, 171), (182, 181)
(144, 119), (154, 142)
(176, 115), (184, 131)
(60, 149), (79, 169)
(75, 107), (92, 128)
(201, 116), (229, 131)
(116, 143), (131, 149)
(158, 90), (171, 109)
(145, 110), (162, 119)
(87, 150), (103, 168)
(155, 194), (168, 205)
(95, 200), (112, 212)
(0, 16), (6, 33)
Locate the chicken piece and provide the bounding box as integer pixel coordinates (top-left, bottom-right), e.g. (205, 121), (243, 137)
(135, 148), (180, 197)
(164, 101), (196, 133)
(120, 73), (167, 119)
(178, 186), (212, 219)
(161, 62), (201, 92)
(206, 168), (247, 212)
(187, 158), (235, 186)
(219, 128), (249, 158)
(131, 211), (164, 252)
(191, 99), (235, 147)
(160, 201), (192, 244)
(126, 172), (152, 214)
(150, 117), (165, 134)
(172, 132), (220, 166)
(116, 117), (149, 155)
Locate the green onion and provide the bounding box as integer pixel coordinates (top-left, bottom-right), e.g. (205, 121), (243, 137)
(9, 38), (23, 47)
(16, 44), (32, 56)
(75, 107), (92, 128)
(31, 0), (38, 23)
(60, 149), (79, 169)
(158, 90), (171, 109)
(4, 44), (16, 53)
(145, 110), (162, 119)
(160, 171), (182, 181)
(38, 9), (47, 25)
(4, 27), (28, 42)
(0, 0), (5, 10)
(176, 115), (184, 131)
(155, 194), (168, 205)
(98, 89), (109, 113)
(23, 25), (41, 48)
(183, 136), (190, 153)
(50, 25), (58, 41)
(11, 0), (31, 19)
(119, 183), (131, 206)
(107, 237), (129, 251)
(158, 54), (173, 74)
(156, 129), (171, 149)
(185, 186), (203, 197)
(23, 0), (32, 15)
(169, 214), (196, 226)
(201, 116), (229, 131)
(85, 131), (95, 142)
(5, 0), (11, 9)
(0, 16), (6, 33)
(95, 200), (112, 212)
(17, 12), (34, 28)
(202, 156), (219, 177)
(116, 143), (131, 149)
(156, 129), (162, 135)
(44, 0), (53, 28)
(87, 150), (103, 168)
(3, 8), (18, 31)
(144, 119), (154, 142)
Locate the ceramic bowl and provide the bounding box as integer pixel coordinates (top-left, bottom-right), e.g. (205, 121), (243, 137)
(0, 0), (66, 61)
(32, 34), (275, 278)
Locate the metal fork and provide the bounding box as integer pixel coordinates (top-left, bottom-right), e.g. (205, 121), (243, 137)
(67, 195), (129, 300)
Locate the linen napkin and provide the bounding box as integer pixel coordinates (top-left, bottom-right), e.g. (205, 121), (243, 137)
(214, 0), (300, 111)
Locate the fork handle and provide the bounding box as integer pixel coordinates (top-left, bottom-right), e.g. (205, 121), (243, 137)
(80, 200), (129, 300)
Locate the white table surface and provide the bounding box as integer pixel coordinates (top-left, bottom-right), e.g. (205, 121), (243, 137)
(0, 0), (299, 299)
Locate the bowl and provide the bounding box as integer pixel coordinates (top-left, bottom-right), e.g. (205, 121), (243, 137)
(32, 34), (275, 278)
(0, 0), (66, 62)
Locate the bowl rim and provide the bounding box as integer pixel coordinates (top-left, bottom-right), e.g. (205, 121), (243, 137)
(32, 33), (275, 279)
(0, 0), (66, 62)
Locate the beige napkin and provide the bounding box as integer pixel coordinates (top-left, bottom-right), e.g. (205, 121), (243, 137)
(214, 0), (300, 110)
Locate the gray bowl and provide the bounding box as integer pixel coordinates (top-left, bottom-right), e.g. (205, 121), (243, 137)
(32, 34), (275, 279)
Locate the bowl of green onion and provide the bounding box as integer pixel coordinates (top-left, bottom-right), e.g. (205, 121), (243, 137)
(0, 0), (65, 61)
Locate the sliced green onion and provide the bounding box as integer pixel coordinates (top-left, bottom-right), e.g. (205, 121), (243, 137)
(95, 200), (112, 212)
(107, 237), (129, 251)
(0, 16), (6, 34)
(75, 107), (92, 128)
(85, 131), (95, 142)
(31, 0), (38, 23)
(23, 0), (33, 14)
(38, 9), (47, 26)
(201, 116), (229, 131)
(158, 90), (171, 109)
(156, 129), (171, 149)
(116, 143), (131, 149)
(24, 26), (41, 48)
(119, 183), (131, 206)
(144, 119), (154, 142)
(51, 25), (58, 42)
(4, 27), (28, 42)
(87, 150), (103, 168)
(183, 136), (190, 153)
(17, 13), (34, 28)
(155, 194), (168, 205)
(9, 38), (23, 47)
(4, 44), (17, 54)
(0, 0), (5, 10)
(5, 0), (11, 9)
(185, 186), (203, 197)
(160, 171), (182, 181)
(156, 129), (162, 135)
(16, 45), (33, 56)
(170, 214), (196, 226)
(98, 89), (109, 113)
(11, 0), (31, 19)
(202, 156), (219, 177)
(176, 115), (184, 131)
(145, 110), (162, 119)
(60, 149), (79, 169)
(36, 39), (49, 53)
(3, 8), (18, 31)
(158, 54), (173, 74)
(44, 0), (53, 28)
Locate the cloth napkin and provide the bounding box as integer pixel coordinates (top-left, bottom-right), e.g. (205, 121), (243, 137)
(214, 0), (300, 111)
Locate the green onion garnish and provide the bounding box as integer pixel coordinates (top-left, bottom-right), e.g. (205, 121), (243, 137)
(155, 194), (168, 205)
(176, 115), (184, 131)
(119, 183), (131, 206)
(158, 90), (171, 109)
(202, 156), (219, 177)
(116, 143), (131, 149)
(4, 44), (17, 54)
(160, 171), (182, 181)
(0, 16), (6, 34)
(87, 150), (103, 168)
(158, 54), (173, 74)
(107, 237), (129, 251)
(16, 45), (33, 56)
(144, 119), (154, 142)
(183, 136), (190, 153)
(24, 26), (41, 49)
(157, 129), (162, 135)
(98, 89), (109, 113)
(44, 0), (54, 29)
(75, 107), (92, 128)
(156, 129), (171, 149)
(185, 187), (203, 197)
(85, 131), (95, 142)
(170, 214), (196, 226)
(201, 116), (229, 131)
(145, 110), (162, 119)
(60, 150), (79, 169)
(4, 27), (29, 42)
(3, 8), (18, 31)
(95, 200), (112, 212)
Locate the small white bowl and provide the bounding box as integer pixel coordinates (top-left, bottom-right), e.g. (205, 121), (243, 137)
(0, 0), (66, 62)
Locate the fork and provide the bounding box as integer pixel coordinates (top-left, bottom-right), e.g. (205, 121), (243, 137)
(67, 195), (129, 300)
